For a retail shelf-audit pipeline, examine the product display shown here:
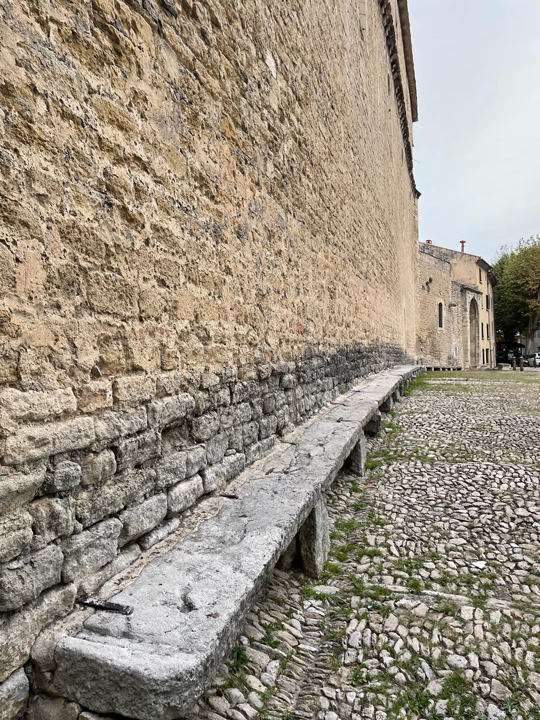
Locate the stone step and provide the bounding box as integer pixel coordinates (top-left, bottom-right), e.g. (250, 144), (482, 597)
(43, 366), (419, 720)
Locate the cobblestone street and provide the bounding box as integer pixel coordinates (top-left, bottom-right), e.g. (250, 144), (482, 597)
(197, 371), (540, 720)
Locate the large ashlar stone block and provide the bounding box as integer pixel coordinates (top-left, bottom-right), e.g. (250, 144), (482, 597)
(76, 543), (141, 599)
(47, 461), (81, 493)
(0, 509), (33, 564)
(93, 408), (147, 446)
(0, 388), (77, 426)
(0, 668), (29, 720)
(62, 518), (122, 583)
(81, 450), (116, 488)
(348, 431), (366, 476)
(201, 453), (246, 493)
(77, 380), (113, 413)
(116, 429), (161, 471)
(155, 450), (187, 489)
(185, 445), (207, 478)
(118, 494), (168, 545)
(0, 545), (64, 612)
(112, 376), (156, 405)
(4, 417), (95, 465)
(298, 499), (330, 578)
(167, 475), (204, 515)
(148, 393), (195, 429)
(75, 468), (156, 527)
(0, 583), (76, 681)
(29, 497), (75, 548)
(0, 467), (47, 515)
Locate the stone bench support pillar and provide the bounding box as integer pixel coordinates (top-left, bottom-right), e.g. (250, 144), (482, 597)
(380, 395), (393, 412)
(298, 499), (330, 578)
(365, 410), (382, 435)
(348, 431), (366, 476)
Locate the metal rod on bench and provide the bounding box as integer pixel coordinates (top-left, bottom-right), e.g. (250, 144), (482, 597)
(79, 598), (134, 616)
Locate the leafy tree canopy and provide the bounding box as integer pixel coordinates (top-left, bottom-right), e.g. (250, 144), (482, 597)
(492, 236), (540, 347)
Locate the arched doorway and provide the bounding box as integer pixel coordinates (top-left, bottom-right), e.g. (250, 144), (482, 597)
(469, 299), (478, 368)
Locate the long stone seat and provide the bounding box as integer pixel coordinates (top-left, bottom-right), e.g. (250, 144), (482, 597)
(48, 365), (419, 720)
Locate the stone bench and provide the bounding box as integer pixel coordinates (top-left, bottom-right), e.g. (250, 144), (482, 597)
(42, 365), (419, 720)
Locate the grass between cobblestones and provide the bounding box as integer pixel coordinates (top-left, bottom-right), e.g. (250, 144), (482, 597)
(196, 371), (540, 720)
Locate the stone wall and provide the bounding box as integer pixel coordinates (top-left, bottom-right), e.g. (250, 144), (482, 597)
(0, 0), (419, 707)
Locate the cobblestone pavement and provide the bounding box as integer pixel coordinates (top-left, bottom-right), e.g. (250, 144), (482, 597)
(195, 371), (540, 720)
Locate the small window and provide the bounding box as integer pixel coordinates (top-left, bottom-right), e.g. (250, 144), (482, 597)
(487, 324), (490, 340)
(486, 348), (489, 364)
(438, 302), (443, 328)
(479, 268), (482, 283)
(481, 323), (484, 340)
(486, 294), (490, 310)
(482, 349), (485, 364)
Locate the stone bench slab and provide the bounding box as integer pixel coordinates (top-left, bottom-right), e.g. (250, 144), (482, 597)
(49, 365), (418, 720)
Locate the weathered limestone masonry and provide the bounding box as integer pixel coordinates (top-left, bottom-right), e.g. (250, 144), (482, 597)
(0, 0), (419, 715)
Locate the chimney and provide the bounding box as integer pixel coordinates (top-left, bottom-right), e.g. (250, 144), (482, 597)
(460, 241), (466, 253)
(426, 239), (432, 245)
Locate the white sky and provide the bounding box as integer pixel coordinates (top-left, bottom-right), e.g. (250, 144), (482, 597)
(408, 0), (540, 263)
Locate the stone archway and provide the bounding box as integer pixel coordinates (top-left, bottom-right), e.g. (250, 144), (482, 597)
(469, 299), (479, 368)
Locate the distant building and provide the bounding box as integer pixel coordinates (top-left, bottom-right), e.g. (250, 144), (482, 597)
(416, 241), (497, 369)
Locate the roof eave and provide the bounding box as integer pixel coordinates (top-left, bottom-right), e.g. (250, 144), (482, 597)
(397, 0), (418, 122)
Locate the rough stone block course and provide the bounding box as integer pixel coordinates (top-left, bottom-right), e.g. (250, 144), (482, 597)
(76, 380), (113, 414)
(118, 494), (168, 546)
(29, 497), (75, 549)
(112, 376), (156, 406)
(76, 543), (142, 599)
(259, 415), (278, 440)
(138, 518), (180, 551)
(148, 393), (195, 430)
(49, 461), (81, 492)
(201, 453), (246, 494)
(205, 432), (229, 465)
(115, 429), (161, 471)
(3, 417), (95, 466)
(185, 445), (207, 478)
(0, 466), (47, 515)
(167, 475), (204, 515)
(75, 469), (156, 528)
(0, 509), (33, 564)
(245, 437), (276, 464)
(93, 408), (147, 447)
(191, 412), (220, 442)
(0, 583), (76, 682)
(0, 668), (29, 720)
(62, 518), (122, 584)
(81, 450), (117, 488)
(0, 544), (63, 612)
(0, 388), (77, 427)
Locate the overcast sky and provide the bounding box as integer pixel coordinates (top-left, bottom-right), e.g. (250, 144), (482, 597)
(408, 0), (540, 263)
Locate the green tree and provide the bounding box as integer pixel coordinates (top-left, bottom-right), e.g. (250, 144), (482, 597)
(492, 237), (540, 350)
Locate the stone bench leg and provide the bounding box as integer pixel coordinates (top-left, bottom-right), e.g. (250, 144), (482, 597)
(365, 410), (382, 435)
(348, 431), (366, 476)
(298, 499), (330, 578)
(380, 396), (393, 412)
